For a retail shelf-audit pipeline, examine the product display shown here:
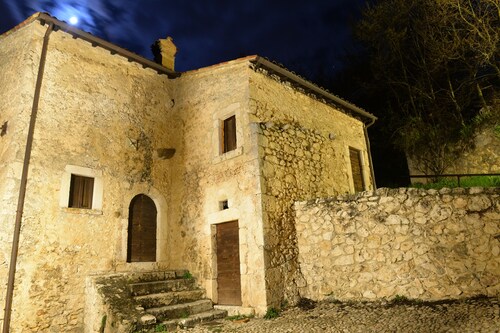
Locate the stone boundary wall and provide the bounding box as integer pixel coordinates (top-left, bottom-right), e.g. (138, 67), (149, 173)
(407, 124), (500, 177)
(295, 187), (500, 301)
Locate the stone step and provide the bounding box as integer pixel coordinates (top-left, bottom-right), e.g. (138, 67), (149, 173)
(130, 278), (196, 296)
(124, 270), (188, 283)
(134, 289), (206, 309)
(161, 309), (228, 331)
(146, 299), (214, 321)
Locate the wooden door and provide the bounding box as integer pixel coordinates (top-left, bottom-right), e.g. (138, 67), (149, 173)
(216, 221), (242, 305)
(127, 194), (157, 262)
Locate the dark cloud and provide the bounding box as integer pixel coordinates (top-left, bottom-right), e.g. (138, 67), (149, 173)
(0, 0), (367, 78)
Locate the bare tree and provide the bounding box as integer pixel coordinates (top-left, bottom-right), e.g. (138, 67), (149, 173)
(355, 0), (499, 175)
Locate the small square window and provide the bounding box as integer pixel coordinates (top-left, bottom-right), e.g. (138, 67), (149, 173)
(69, 174), (94, 209)
(222, 115), (237, 153)
(219, 200), (229, 210)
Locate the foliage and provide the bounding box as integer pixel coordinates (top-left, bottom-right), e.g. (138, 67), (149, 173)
(412, 175), (500, 189)
(263, 307), (280, 319)
(99, 315), (107, 333)
(154, 323), (167, 332)
(355, 0), (500, 175)
(181, 271), (193, 279)
(389, 295), (425, 306)
(392, 295), (410, 303)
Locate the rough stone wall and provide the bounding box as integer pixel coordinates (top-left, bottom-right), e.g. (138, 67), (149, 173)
(0, 22), (44, 329)
(296, 187), (500, 301)
(169, 61), (267, 313)
(447, 126), (500, 174)
(408, 125), (500, 178)
(249, 69), (374, 307)
(1, 19), (378, 330)
(1, 22), (175, 332)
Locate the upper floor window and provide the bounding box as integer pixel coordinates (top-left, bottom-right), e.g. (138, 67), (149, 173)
(60, 165), (103, 212)
(69, 174), (95, 209)
(222, 115), (237, 153)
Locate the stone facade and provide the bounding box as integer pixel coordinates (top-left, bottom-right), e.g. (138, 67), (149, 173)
(1, 19), (175, 332)
(250, 71), (373, 305)
(296, 187), (500, 301)
(0, 14), (375, 332)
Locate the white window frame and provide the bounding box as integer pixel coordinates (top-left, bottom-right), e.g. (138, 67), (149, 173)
(212, 103), (243, 163)
(60, 165), (103, 211)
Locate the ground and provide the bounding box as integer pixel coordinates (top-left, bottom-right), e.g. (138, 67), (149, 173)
(177, 297), (500, 332)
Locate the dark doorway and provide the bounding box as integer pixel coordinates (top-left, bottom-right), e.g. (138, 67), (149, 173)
(216, 221), (242, 305)
(127, 194), (157, 262)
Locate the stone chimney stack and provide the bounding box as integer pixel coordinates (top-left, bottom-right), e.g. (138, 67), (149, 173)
(152, 36), (177, 71)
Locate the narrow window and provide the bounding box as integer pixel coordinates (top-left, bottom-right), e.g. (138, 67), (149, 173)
(69, 174), (94, 209)
(222, 115), (237, 153)
(349, 147), (365, 192)
(219, 200), (229, 210)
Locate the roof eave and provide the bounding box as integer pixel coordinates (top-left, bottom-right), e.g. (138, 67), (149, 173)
(32, 13), (178, 78)
(252, 56), (377, 124)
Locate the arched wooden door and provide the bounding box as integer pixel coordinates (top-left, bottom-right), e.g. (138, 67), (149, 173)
(127, 194), (157, 262)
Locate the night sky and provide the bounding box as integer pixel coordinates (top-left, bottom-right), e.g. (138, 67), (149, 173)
(0, 0), (367, 78)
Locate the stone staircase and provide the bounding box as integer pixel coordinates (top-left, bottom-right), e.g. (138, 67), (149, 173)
(130, 272), (227, 331)
(87, 270), (226, 332)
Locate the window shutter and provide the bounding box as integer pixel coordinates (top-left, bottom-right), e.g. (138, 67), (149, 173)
(223, 115), (237, 153)
(349, 148), (365, 192)
(69, 175), (94, 209)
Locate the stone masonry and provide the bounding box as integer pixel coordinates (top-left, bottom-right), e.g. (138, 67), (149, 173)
(295, 187), (500, 301)
(250, 67), (373, 307)
(407, 124), (500, 177)
(0, 14), (376, 332)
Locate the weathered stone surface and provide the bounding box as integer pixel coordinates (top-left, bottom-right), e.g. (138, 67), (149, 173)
(407, 125), (499, 178)
(252, 71), (374, 308)
(296, 187), (500, 302)
(0, 17), (375, 333)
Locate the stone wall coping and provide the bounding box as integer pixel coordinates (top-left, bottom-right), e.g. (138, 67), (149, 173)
(296, 186), (500, 207)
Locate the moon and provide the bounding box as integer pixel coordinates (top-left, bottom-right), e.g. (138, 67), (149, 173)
(69, 16), (78, 25)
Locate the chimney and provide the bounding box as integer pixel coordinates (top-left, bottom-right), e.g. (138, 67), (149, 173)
(152, 36), (177, 71)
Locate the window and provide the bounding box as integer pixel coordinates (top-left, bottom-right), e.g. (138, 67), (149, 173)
(60, 165), (103, 212)
(222, 115), (237, 153)
(69, 174), (94, 209)
(349, 147), (365, 192)
(219, 200), (229, 210)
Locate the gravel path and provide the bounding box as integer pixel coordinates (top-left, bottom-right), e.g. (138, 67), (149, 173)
(179, 297), (500, 333)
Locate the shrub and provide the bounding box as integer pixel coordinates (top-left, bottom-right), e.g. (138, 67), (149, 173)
(263, 307), (280, 319)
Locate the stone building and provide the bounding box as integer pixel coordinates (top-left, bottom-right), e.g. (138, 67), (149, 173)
(0, 13), (376, 332)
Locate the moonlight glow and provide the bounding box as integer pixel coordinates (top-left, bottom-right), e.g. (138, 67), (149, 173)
(69, 16), (78, 25)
